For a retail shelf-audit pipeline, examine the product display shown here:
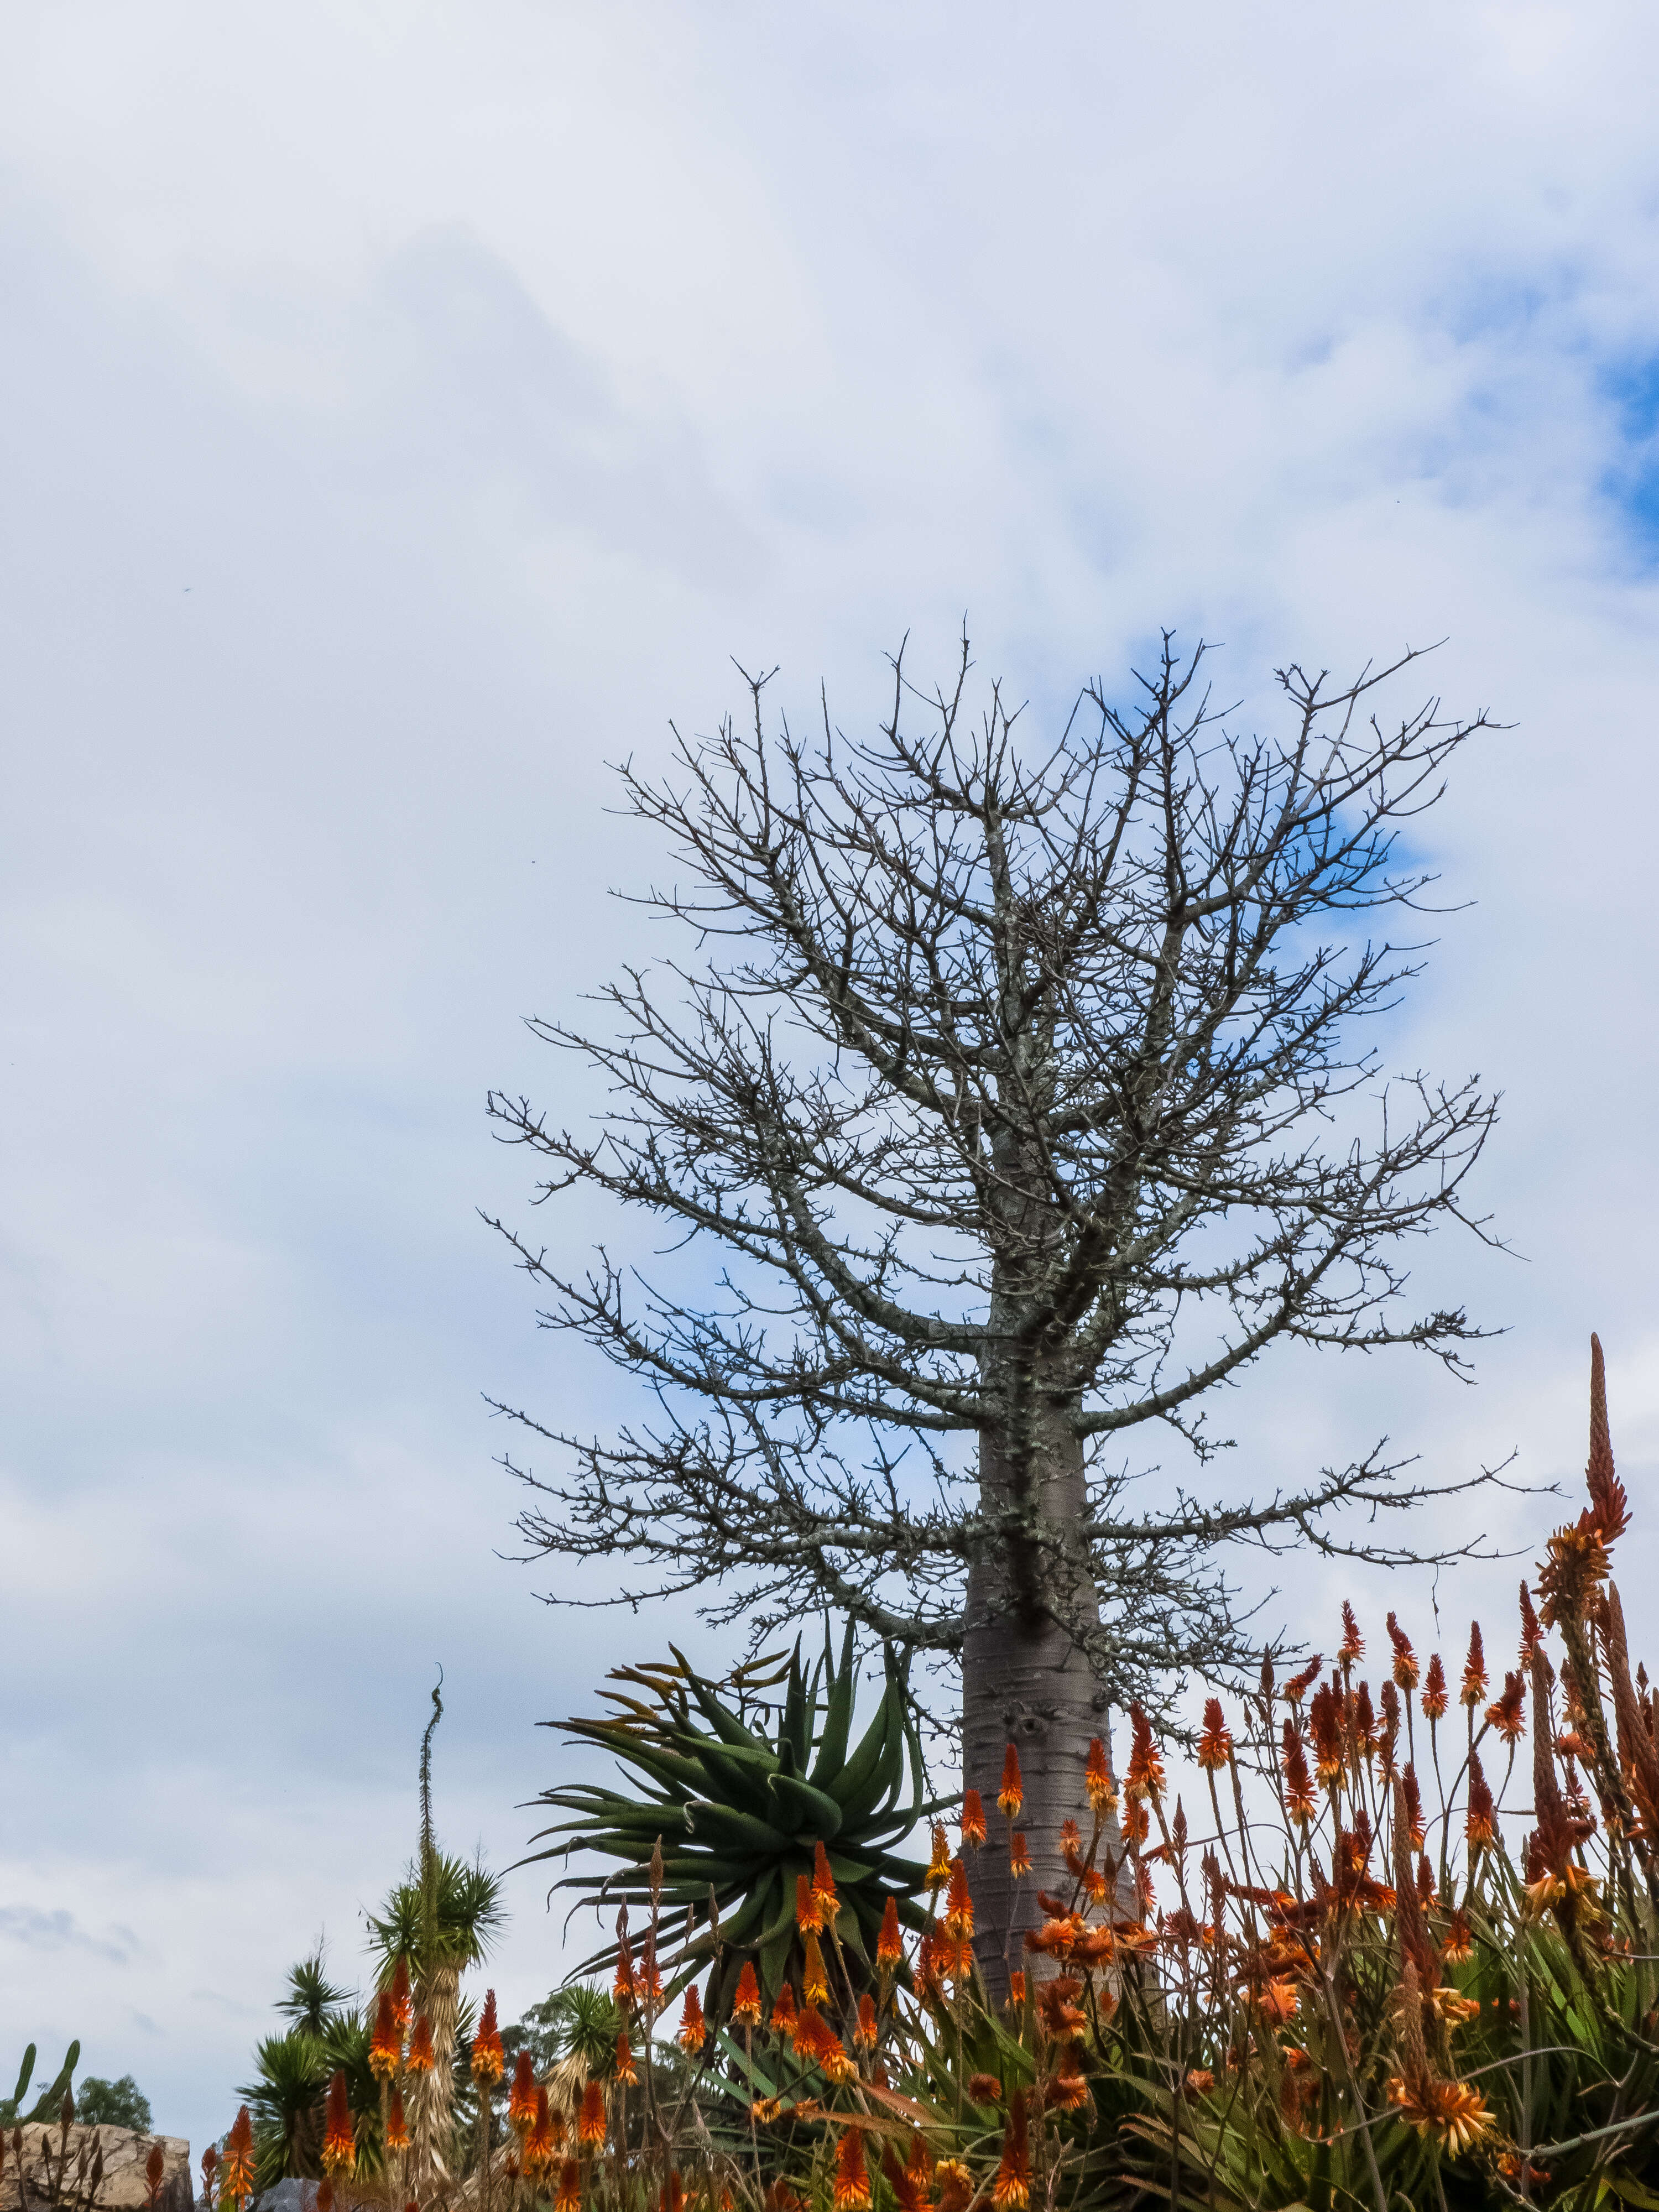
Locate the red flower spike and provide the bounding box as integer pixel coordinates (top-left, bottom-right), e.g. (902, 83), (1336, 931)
(812, 1839), (840, 1916)
(1197, 1699), (1234, 1770)
(1125, 1705), (1165, 1802)
(732, 1960), (763, 2026)
(960, 1789), (987, 1848)
(389, 1955), (413, 2032)
(577, 2079), (606, 2151)
(525, 2088), (557, 2177)
(471, 1988), (505, 2085)
(1386, 1613), (1420, 1691)
(321, 2074), (356, 2178)
(1466, 1749), (1496, 1848)
(876, 1895), (903, 1968)
(221, 2109), (257, 2208)
(555, 2163), (581, 2212)
(676, 1983), (706, 2056)
(1402, 1764), (1426, 1850)
(998, 1743), (1024, 1819)
(613, 1934), (636, 2006)
(833, 2127), (872, 2211)
(1084, 1738), (1115, 1812)
(992, 2090), (1031, 2212)
(1008, 1970), (1027, 2006)
(405, 2016), (435, 2075)
(1009, 1832), (1031, 1879)
(925, 1823), (951, 1885)
(769, 1982), (797, 2035)
(1280, 1720), (1316, 1824)
(943, 1857), (974, 1940)
(614, 2029), (638, 2086)
(368, 1990), (401, 2082)
(1339, 1602), (1365, 1664)
(1282, 1657), (1322, 1708)
(1462, 1623), (1488, 1708)
(1421, 1654), (1448, 1721)
(508, 2051), (538, 2132)
(854, 1994), (878, 2049)
(385, 2086), (410, 2154)
(802, 1931), (830, 2005)
(795, 1871), (822, 1933)
(1486, 1672), (1526, 1743)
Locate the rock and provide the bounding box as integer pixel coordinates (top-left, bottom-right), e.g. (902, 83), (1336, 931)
(1, 2125), (192, 2212)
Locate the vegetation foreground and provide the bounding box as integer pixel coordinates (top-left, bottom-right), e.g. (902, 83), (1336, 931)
(16, 1340), (1659, 2212)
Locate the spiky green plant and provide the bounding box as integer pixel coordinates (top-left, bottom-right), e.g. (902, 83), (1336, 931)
(525, 1623), (941, 2014)
(1, 2043), (80, 2127)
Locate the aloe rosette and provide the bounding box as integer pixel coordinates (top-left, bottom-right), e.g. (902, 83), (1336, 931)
(525, 1625), (942, 2015)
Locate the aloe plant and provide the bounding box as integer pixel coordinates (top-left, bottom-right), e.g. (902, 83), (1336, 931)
(525, 1624), (941, 2011)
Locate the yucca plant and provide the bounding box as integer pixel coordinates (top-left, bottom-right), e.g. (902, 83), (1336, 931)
(526, 1623), (941, 2015)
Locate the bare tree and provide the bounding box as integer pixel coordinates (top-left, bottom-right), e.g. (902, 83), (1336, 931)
(485, 632), (1504, 1978)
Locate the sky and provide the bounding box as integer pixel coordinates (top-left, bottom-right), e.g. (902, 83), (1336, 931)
(4, 0), (1659, 2159)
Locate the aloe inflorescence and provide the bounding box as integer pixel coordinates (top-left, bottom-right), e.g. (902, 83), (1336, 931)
(526, 1624), (943, 2020)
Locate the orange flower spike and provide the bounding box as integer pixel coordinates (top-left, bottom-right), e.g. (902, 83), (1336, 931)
(1386, 1613), (1420, 1692)
(961, 1789), (988, 1848)
(876, 1895), (903, 1969)
(555, 2162), (581, 2212)
(1084, 1737), (1115, 1813)
(368, 1990), (401, 2081)
(732, 1960), (763, 2026)
(795, 1872), (822, 1934)
(1280, 1720), (1316, 1824)
(613, 1934), (637, 2007)
(525, 2088), (557, 2176)
(1196, 1699), (1233, 1770)
(1126, 1704), (1165, 1802)
(854, 1994), (878, 2049)
(221, 2109), (256, 2208)
(385, 2086), (410, 2155)
(769, 1981), (797, 2036)
(1009, 1831), (1031, 1879)
(833, 2127), (872, 2212)
(1339, 1601), (1365, 1665)
(1008, 1969), (1027, 2006)
(1466, 1748), (1496, 1848)
(1282, 1657), (1323, 1708)
(802, 1931), (830, 2005)
(1421, 1654), (1449, 1722)
(471, 1988), (506, 2086)
(577, 2079), (606, 2152)
(925, 1823), (951, 1886)
(812, 1840), (840, 1917)
(677, 1982), (707, 2056)
(943, 1857), (974, 1940)
(406, 2015), (435, 2075)
(508, 2051), (537, 2133)
(389, 1954), (413, 2032)
(1402, 1764), (1427, 1851)
(321, 2073), (356, 2177)
(991, 2090), (1031, 2212)
(1461, 1623), (1488, 1708)
(998, 1743), (1024, 1820)
(613, 2029), (638, 2087)
(1486, 1671), (1526, 1743)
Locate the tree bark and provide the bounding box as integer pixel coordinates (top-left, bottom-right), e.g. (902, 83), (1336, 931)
(963, 1360), (1128, 1995)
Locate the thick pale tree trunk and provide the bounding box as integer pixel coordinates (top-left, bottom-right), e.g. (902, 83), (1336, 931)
(963, 1382), (1125, 1995)
(410, 1964), (459, 2185)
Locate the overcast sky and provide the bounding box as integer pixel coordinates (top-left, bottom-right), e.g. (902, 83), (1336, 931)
(4, 0), (1659, 2159)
